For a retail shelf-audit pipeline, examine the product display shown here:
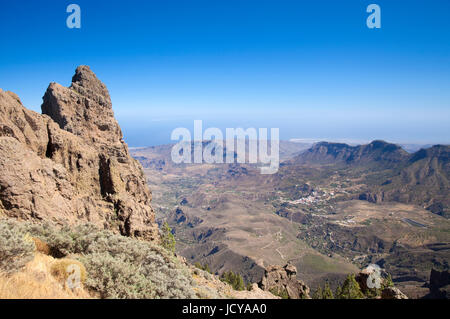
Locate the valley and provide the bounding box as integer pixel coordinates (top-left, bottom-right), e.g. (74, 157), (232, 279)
(131, 140), (450, 297)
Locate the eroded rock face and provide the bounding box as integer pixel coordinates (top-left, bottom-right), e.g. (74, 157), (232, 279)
(0, 66), (158, 241)
(429, 269), (450, 299)
(258, 262), (310, 299)
(42, 66), (123, 144)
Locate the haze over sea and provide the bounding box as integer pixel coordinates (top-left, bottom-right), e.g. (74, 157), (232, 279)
(0, 1), (449, 146)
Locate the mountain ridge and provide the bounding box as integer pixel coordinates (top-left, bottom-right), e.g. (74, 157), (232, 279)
(292, 140), (410, 166)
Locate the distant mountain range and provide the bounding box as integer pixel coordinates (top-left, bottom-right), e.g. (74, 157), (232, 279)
(292, 140), (409, 166)
(289, 139), (436, 154)
(290, 140), (449, 218)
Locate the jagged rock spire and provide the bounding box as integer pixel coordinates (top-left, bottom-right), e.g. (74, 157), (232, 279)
(42, 65), (123, 144)
(0, 66), (158, 242)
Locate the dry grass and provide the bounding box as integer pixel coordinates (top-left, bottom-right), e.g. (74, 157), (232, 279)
(0, 253), (92, 299)
(31, 237), (51, 255)
(50, 259), (87, 285)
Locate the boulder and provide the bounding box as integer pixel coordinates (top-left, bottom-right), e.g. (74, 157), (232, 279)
(258, 262), (310, 299)
(381, 287), (408, 299)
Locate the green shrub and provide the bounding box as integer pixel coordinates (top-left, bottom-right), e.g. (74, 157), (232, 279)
(160, 222), (176, 253)
(220, 270), (245, 291)
(0, 219), (196, 299)
(336, 274), (364, 299)
(322, 281), (334, 299)
(80, 252), (156, 298)
(313, 285), (323, 299)
(382, 273), (394, 289)
(313, 281), (334, 299)
(194, 262), (212, 274)
(0, 222), (35, 273)
(269, 287), (289, 299)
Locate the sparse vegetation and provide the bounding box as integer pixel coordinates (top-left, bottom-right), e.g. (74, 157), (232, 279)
(220, 270), (245, 291)
(335, 274), (364, 299)
(313, 281), (334, 299)
(50, 259), (87, 287)
(0, 219), (196, 299)
(194, 262), (212, 274)
(269, 287), (289, 299)
(160, 222), (176, 253)
(132, 141), (450, 299)
(0, 222), (35, 273)
(0, 253), (92, 299)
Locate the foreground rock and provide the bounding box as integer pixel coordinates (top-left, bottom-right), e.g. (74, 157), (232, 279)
(0, 66), (158, 241)
(381, 287), (408, 299)
(258, 262), (310, 299)
(355, 266), (408, 299)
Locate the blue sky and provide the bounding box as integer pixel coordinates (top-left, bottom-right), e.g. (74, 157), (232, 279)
(0, 0), (449, 146)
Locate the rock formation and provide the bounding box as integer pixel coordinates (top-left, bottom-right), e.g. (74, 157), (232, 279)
(258, 262), (310, 299)
(0, 66), (158, 241)
(355, 267), (408, 299)
(380, 287), (408, 299)
(428, 269), (450, 299)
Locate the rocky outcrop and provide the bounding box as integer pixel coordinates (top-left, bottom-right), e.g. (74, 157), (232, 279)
(355, 266), (408, 299)
(42, 66), (123, 145)
(258, 262), (310, 299)
(0, 66), (158, 241)
(179, 256), (278, 299)
(381, 287), (408, 299)
(428, 269), (450, 299)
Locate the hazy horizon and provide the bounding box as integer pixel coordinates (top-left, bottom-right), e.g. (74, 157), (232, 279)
(1, 1), (449, 146)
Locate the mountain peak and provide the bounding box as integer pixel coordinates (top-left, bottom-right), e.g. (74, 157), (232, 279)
(1, 67), (158, 241)
(42, 66), (122, 144)
(410, 144), (450, 163)
(71, 65), (111, 102)
(294, 140), (408, 166)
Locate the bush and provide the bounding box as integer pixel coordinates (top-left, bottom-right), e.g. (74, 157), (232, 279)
(322, 281), (334, 299)
(220, 270), (245, 291)
(0, 222), (35, 273)
(194, 262), (212, 274)
(382, 273), (394, 289)
(313, 281), (334, 299)
(0, 219), (196, 299)
(336, 274), (364, 299)
(269, 287), (289, 299)
(160, 222), (176, 253)
(81, 252), (156, 298)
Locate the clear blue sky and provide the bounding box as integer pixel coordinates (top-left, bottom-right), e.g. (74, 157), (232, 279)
(0, 0), (449, 146)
